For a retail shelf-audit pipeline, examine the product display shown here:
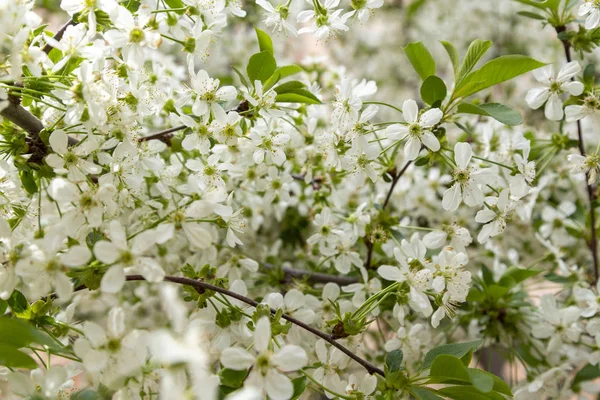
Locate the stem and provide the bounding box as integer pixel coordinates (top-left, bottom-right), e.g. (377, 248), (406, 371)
(364, 160), (412, 269)
(42, 19), (74, 54)
(363, 101), (403, 115)
(556, 26), (599, 284)
(116, 275), (385, 376)
(262, 262), (359, 285)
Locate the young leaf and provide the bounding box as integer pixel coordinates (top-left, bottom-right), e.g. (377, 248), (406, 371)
(246, 51), (277, 84)
(422, 340), (483, 369)
(420, 76), (447, 105)
(437, 385), (502, 400)
(573, 364), (600, 387)
(430, 354), (471, 382)
(385, 349), (404, 372)
(468, 369), (494, 393)
(0, 317), (61, 349)
(516, 11), (546, 20)
(457, 102), (523, 126)
(453, 55), (546, 99)
(254, 26), (274, 54)
(498, 267), (542, 287)
(412, 387), (444, 400)
(291, 376), (307, 400)
(274, 80), (306, 94)
(276, 90), (321, 104)
(513, 0), (549, 9)
(404, 42), (436, 80)
(440, 41), (460, 81)
(457, 39), (492, 84)
(231, 66), (250, 88)
(0, 344), (37, 369)
(275, 65), (304, 79)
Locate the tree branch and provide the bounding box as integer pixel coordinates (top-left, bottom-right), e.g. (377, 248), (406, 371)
(42, 19), (74, 54)
(556, 26), (599, 284)
(138, 125), (186, 143)
(263, 262), (359, 285)
(365, 160), (412, 268)
(118, 275), (384, 376)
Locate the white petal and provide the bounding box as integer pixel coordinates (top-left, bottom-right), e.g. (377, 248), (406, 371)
(377, 265), (405, 282)
(544, 93), (564, 120)
(93, 241), (120, 264)
(220, 348), (255, 370)
(419, 108), (443, 127)
(265, 370), (293, 400)
(454, 142), (472, 169)
(272, 345), (308, 372)
(402, 99), (419, 124)
(60, 245), (91, 267)
(49, 130), (68, 154)
(100, 265), (125, 293)
(421, 131), (440, 152)
(254, 317), (271, 353)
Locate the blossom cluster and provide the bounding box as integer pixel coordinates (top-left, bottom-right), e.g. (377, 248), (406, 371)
(1, 0), (600, 399)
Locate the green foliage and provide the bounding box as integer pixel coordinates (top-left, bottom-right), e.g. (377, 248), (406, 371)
(404, 42), (436, 80)
(385, 349), (404, 372)
(254, 26), (274, 54)
(246, 51), (277, 84)
(0, 344), (37, 369)
(457, 39), (492, 85)
(453, 55), (546, 99)
(291, 376), (307, 399)
(420, 76), (447, 106)
(440, 41), (460, 81)
(422, 340), (483, 369)
(457, 102), (523, 126)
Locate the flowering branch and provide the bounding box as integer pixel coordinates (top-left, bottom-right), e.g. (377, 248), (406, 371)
(41, 19), (74, 54)
(121, 274), (385, 376)
(365, 160), (413, 269)
(556, 25), (599, 284)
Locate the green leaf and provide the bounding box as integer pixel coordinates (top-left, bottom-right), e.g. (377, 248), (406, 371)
(404, 42), (436, 80)
(0, 344), (37, 369)
(573, 364), (600, 387)
(254, 26), (274, 54)
(468, 369), (494, 393)
(461, 349), (474, 366)
(276, 90), (321, 105)
(430, 355), (471, 382)
(275, 65), (304, 79)
(458, 39), (492, 84)
(440, 41), (460, 81)
(19, 170), (38, 194)
(422, 340), (483, 369)
(0, 317), (60, 349)
(513, 0), (549, 9)
(274, 80), (306, 94)
(454, 55), (546, 99)
(231, 66), (250, 88)
(246, 51), (277, 84)
(420, 76), (447, 105)
(385, 349), (404, 372)
(219, 368), (248, 388)
(457, 102), (523, 126)
(164, 0), (186, 13)
(437, 386), (504, 400)
(291, 376), (307, 400)
(584, 63), (595, 90)
(516, 11), (547, 19)
(412, 387), (444, 400)
(498, 267), (542, 287)
(0, 300), (7, 315)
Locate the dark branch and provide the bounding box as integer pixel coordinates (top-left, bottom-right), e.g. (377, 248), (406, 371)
(556, 26), (599, 284)
(138, 125), (186, 143)
(120, 275), (384, 376)
(42, 19), (74, 54)
(263, 262), (359, 285)
(365, 160), (412, 269)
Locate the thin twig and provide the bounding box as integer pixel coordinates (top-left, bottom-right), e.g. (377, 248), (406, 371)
(42, 19), (74, 54)
(556, 26), (599, 284)
(138, 125), (186, 142)
(365, 160), (412, 268)
(263, 263), (359, 285)
(120, 275), (384, 376)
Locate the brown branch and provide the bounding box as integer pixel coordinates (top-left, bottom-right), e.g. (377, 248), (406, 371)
(263, 262), (359, 285)
(118, 275), (384, 376)
(42, 19), (74, 54)
(556, 26), (599, 284)
(365, 160), (412, 268)
(138, 125), (186, 143)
